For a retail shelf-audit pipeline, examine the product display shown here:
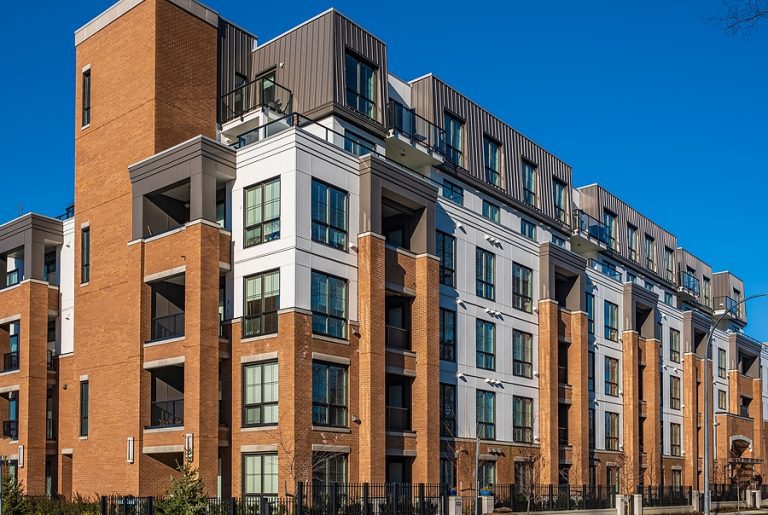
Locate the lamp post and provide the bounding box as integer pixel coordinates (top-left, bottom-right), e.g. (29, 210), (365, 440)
(703, 292), (768, 515)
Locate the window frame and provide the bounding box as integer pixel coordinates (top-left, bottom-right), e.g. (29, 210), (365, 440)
(482, 200), (500, 224)
(512, 330), (533, 378)
(476, 390), (496, 440)
(670, 422), (681, 456)
(439, 308), (457, 362)
(311, 179), (349, 251)
(444, 112), (464, 166)
(242, 270), (280, 338)
(483, 136), (502, 188)
(670, 375), (681, 410)
(521, 159), (537, 207)
(604, 356), (619, 397)
(604, 411), (619, 451)
(311, 361), (349, 428)
(645, 234), (656, 271)
(476, 319), (496, 371)
(344, 51), (377, 119)
(718, 348), (727, 378)
(520, 218), (536, 240)
(604, 301), (619, 341)
(512, 396), (534, 443)
(81, 227), (90, 284)
(440, 383), (457, 437)
(82, 68), (91, 127)
(475, 248), (496, 301)
(436, 231), (456, 287)
(512, 262), (533, 313)
(79, 380), (89, 437)
(670, 328), (681, 363)
(243, 178), (281, 248)
(627, 224), (638, 262)
(552, 179), (568, 223)
(242, 453), (278, 497)
(442, 180), (464, 205)
(311, 271), (348, 339)
(586, 293), (595, 335)
(242, 361), (279, 428)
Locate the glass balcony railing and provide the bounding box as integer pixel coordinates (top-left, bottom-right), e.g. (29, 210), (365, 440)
(150, 313), (185, 342)
(150, 399), (184, 428)
(219, 76), (292, 124)
(715, 296), (740, 317)
(385, 325), (411, 351)
(387, 101), (447, 157)
(589, 259), (622, 282)
(678, 270), (701, 296)
(573, 210), (612, 247)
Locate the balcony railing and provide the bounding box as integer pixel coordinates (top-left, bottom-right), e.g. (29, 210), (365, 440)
(573, 210), (612, 247)
(150, 399), (184, 427)
(4, 269), (22, 289)
(589, 259), (622, 282)
(219, 76), (292, 124)
(150, 313), (185, 342)
(557, 365), (568, 385)
(2, 420), (18, 440)
(678, 270), (700, 296)
(558, 426), (569, 446)
(386, 406), (410, 432)
(2, 351), (19, 373)
(387, 101), (447, 157)
(46, 417), (55, 440)
(715, 296), (740, 316)
(47, 350), (56, 371)
(385, 325), (411, 351)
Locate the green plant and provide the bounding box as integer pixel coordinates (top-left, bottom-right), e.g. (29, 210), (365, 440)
(154, 463), (207, 515)
(1, 471), (31, 514)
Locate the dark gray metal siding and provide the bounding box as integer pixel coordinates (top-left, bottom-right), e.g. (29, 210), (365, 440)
(713, 271), (746, 321)
(218, 19), (255, 119)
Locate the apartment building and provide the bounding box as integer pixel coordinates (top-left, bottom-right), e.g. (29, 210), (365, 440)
(1, 0), (766, 498)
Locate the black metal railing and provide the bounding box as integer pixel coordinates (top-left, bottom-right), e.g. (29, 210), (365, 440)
(46, 416), (55, 440)
(47, 350), (56, 371)
(715, 295), (740, 316)
(386, 325), (411, 350)
(150, 399), (184, 428)
(3, 420), (18, 439)
(150, 313), (185, 342)
(219, 76), (292, 124)
(588, 258), (622, 282)
(637, 486), (692, 507)
(711, 483), (745, 502)
(3, 351), (19, 372)
(54, 204), (75, 221)
(386, 405), (411, 432)
(573, 210), (612, 247)
(679, 270), (701, 296)
(387, 101), (447, 157)
(494, 484), (616, 512)
(4, 269), (22, 288)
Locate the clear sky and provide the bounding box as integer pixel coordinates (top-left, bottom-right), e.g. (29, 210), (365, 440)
(2, 1), (767, 338)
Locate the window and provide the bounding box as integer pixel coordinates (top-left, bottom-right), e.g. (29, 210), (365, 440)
(343, 132), (374, 157)
(670, 375), (681, 410)
(345, 52), (376, 118)
(436, 231), (456, 287)
(312, 361), (348, 427)
(603, 211), (617, 249)
(243, 361), (278, 427)
(586, 293), (595, 335)
(444, 113), (463, 166)
(604, 357), (619, 396)
(703, 276), (711, 306)
(513, 263), (533, 313)
(664, 292), (674, 306)
(476, 319), (496, 370)
(233, 72), (248, 114)
(476, 390), (495, 440)
(604, 301), (618, 341)
(81, 227), (90, 284)
(670, 423), (681, 456)
(79, 380), (89, 436)
(513, 330), (533, 378)
(243, 271), (279, 338)
(311, 180), (348, 250)
(589, 408), (596, 449)
(44, 251), (57, 285)
(645, 234), (656, 271)
(483, 137), (501, 187)
(718, 348), (727, 378)
(442, 180), (464, 205)
(672, 470), (682, 489)
(82, 68), (91, 126)
(515, 461), (533, 487)
(475, 248), (495, 300)
(627, 224), (638, 261)
(521, 160), (537, 206)
(311, 271), (348, 339)
(718, 389), (727, 410)
(604, 412), (619, 451)
(552, 235), (566, 247)
(664, 247), (674, 282)
(439, 308), (457, 362)
(521, 219), (536, 240)
(670, 328), (681, 363)
(552, 179), (568, 222)
(440, 383), (456, 437)
(479, 462), (496, 489)
(513, 396), (533, 443)
(244, 178), (281, 247)
(588, 351), (595, 392)
(313, 454), (348, 484)
(626, 271), (636, 284)
(243, 454), (278, 496)
(441, 459), (456, 488)
(482, 200), (500, 223)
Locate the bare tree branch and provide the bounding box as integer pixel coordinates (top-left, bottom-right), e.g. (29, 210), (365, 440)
(714, 0), (768, 35)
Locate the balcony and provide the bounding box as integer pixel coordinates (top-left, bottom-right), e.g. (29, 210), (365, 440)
(572, 210), (612, 251)
(151, 400), (184, 428)
(715, 296), (742, 319)
(147, 274), (185, 343)
(386, 373), (412, 432)
(385, 294), (413, 351)
(47, 350), (56, 371)
(589, 259), (622, 282)
(1, 351), (18, 373)
(385, 101), (446, 169)
(678, 270), (700, 300)
(46, 417), (55, 440)
(151, 313), (185, 342)
(2, 420), (17, 440)
(386, 406), (411, 432)
(219, 76), (292, 125)
(148, 364), (184, 429)
(386, 326), (411, 351)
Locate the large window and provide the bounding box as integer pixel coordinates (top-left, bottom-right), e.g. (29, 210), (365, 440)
(513, 263), (533, 313)
(243, 454), (278, 496)
(345, 52), (376, 118)
(604, 412), (619, 451)
(476, 319), (496, 370)
(439, 308), (457, 362)
(586, 293), (595, 335)
(521, 160), (537, 206)
(670, 375), (681, 410)
(513, 396), (533, 443)
(442, 180), (464, 205)
(588, 351), (595, 392)
(604, 357), (619, 397)
(244, 178), (281, 247)
(513, 330), (533, 378)
(313, 454), (348, 484)
(703, 276), (711, 306)
(604, 301), (618, 341)
(243, 271), (279, 338)
(476, 248), (495, 300)
(670, 423), (681, 456)
(521, 219), (536, 240)
(552, 179), (568, 222)
(440, 383), (456, 437)
(444, 113), (463, 166)
(645, 234), (656, 271)
(718, 389), (727, 410)
(718, 348), (727, 378)
(311, 180), (348, 250)
(670, 328), (681, 363)
(483, 137), (501, 188)
(80, 380), (89, 437)
(311, 271), (347, 339)
(476, 390), (496, 440)
(603, 210), (617, 250)
(343, 131), (374, 157)
(627, 224), (638, 262)
(243, 361), (278, 427)
(482, 200), (500, 223)
(312, 361), (348, 427)
(664, 247), (675, 282)
(82, 68), (91, 127)
(436, 231), (456, 287)
(81, 227), (90, 284)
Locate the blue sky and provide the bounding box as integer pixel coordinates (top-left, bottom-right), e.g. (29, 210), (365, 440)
(2, 1), (767, 338)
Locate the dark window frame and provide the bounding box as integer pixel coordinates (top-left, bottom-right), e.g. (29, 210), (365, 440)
(476, 319), (496, 371)
(476, 390), (496, 440)
(521, 159), (538, 207)
(81, 227), (90, 284)
(344, 51), (377, 119)
(436, 231), (456, 287)
(312, 361), (349, 428)
(242, 270), (280, 338)
(512, 395), (534, 443)
(243, 177), (281, 248)
(242, 361), (278, 428)
(311, 179), (349, 251)
(604, 301), (619, 341)
(513, 262), (533, 313)
(482, 135), (502, 188)
(604, 411), (619, 451)
(440, 383), (456, 437)
(242, 452), (278, 497)
(482, 200), (500, 223)
(439, 308), (457, 362)
(670, 328), (681, 363)
(513, 329), (533, 378)
(442, 180), (464, 205)
(79, 380), (89, 437)
(604, 356), (619, 397)
(82, 68), (91, 127)
(552, 178), (568, 223)
(311, 271), (348, 339)
(475, 248), (495, 301)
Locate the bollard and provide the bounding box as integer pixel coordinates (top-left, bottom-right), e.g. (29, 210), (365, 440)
(616, 494), (625, 515)
(632, 493), (642, 515)
(480, 495), (494, 514)
(447, 496), (463, 515)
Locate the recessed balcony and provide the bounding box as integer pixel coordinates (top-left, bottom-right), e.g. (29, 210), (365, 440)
(0, 326), (19, 373)
(147, 275), (185, 344)
(147, 365), (184, 429)
(385, 101), (445, 170)
(571, 210), (613, 252)
(678, 270), (700, 301)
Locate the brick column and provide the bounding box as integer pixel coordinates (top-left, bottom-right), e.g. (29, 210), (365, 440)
(752, 379), (764, 477)
(641, 337), (662, 484)
(622, 331), (640, 486)
(682, 354), (699, 487)
(537, 299), (559, 484)
(568, 310), (589, 485)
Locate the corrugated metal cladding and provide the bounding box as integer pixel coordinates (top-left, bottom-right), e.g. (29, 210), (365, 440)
(578, 185), (677, 272)
(713, 271), (745, 299)
(218, 20), (255, 109)
(411, 75), (572, 225)
(676, 248), (713, 281)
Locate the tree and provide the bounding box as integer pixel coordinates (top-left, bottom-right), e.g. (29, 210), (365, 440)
(1, 470), (30, 515)
(515, 441), (547, 514)
(155, 460), (208, 515)
(715, 1), (768, 34)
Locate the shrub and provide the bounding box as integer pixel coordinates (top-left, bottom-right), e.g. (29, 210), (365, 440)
(155, 463), (207, 515)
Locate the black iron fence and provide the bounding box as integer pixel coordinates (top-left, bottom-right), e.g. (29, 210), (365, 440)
(710, 483), (746, 502)
(494, 484), (616, 512)
(637, 485), (692, 507)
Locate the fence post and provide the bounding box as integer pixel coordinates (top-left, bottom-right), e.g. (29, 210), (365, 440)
(548, 484), (554, 511)
(331, 482), (339, 515)
(363, 482), (370, 515)
(229, 497), (236, 515)
(122, 496), (127, 515)
(101, 496), (107, 515)
(260, 496), (268, 515)
(147, 496), (154, 515)
(296, 482), (304, 515)
(418, 483), (425, 515)
(442, 483), (449, 515)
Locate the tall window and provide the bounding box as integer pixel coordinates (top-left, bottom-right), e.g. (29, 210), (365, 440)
(439, 308), (457, 362)
(444, 113), (463, 166)
(521, 160), (537, 206)
(81, 227), (90, 284)
(603, 210), (617, 249)
(442, 180), (463, 205)
(703, 276), (711, 306)
(718, 389), (727, 410)
(604, 301), (618, 341)
(312, 361), (348, 427)
(243, 454), (278, 496)
(244, 178), (281, 247)
(513, 330), (533, 378)
(476, 390), (495, 440)
(82, 68), (91, 127)
(243, 271), (279, 338)
(604, 412), (619, 451)
(345, 52), (376, 118)
(645, 234), (656, 271)
(588, 351), (595, 391)
(311, 271), (347, 339)
(589, 408), (596, 449)
(476, 248), (495, 300)
(627, 224), (638, 261)
(436, 231), (456, 287)
(670, 328), (681, 363)
(344, 131), (374, 157)
(670, 376), (681, 410)
(311, 180), (348, 250)
(718, 348), (727, 378)
(664, 247), (675, 282)
(513, 263), (533, 313)
(80, 380), (89, 436)
(482, 200), (500, 223)
(670, 423), (681, 456)
(513, 396), (533, 443)
(476, 319), (496, 370)
(243, 361), (278, 427)
(552, 179), (568, 222)
(479, 462), (496, 489)
(586, 293), (595, 335)
(440, 383), (456, 437)
(604, 357), (619, 396)
(520, 219), (536, 240)
(483, 137), (501, 188)
(313, 454), (348, 484)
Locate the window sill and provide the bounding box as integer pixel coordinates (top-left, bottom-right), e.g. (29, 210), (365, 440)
(241, 333), (278, 344)
(79, 436), (88, 440)
(385, 430), (416, 437)
(144, 336), (185, 347)
(312, 425), (351, 433)
(0, 369), (20, 377)
(144, 426), (184, 433)
(80, 282), (90, 288)
(81, 124), (90, 131)
(241, 425), (278, 432)
(312, 334), (349, 345)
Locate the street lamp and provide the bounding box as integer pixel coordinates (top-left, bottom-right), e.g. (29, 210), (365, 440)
(703, 292), (768, 515)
